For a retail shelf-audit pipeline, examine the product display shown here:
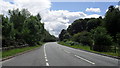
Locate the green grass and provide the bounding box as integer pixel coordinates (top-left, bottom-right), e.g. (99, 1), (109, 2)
(58, 41), (119, 57)
(0, 52), (2, 58)
(2, 45), (42, 58)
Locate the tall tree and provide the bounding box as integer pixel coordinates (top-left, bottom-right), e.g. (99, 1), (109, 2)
(86, 18), (101, 31)
(59, 29), (70, 41)
(67, 19), (87, 35)
(105, 5), (120, 41)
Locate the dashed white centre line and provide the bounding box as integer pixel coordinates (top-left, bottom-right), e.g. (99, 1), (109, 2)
(44, 44), (50, 66)
(46, 62), (49, 66)
(75, 55), (95, 65)
(45, 57), (47, 59)
(46, 59), (48, 62)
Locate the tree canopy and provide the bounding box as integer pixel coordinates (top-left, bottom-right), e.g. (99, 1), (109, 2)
(59, 5), (120, 52)
(2, 9), (56, 48)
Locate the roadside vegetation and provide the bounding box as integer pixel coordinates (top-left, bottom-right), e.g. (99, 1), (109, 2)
(58, 5), (120, 57)
(58, 41), (119, 56)
(1, 9), (56, 58)
(0, 52), (1, 58)
(2, 44), (43, 58)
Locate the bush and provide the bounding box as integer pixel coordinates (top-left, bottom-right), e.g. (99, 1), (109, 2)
(63, 39), (68, 42)
(91, 27), (113, 52)
(72, 31), (93, 46)
(116, 33), (120, 54)
(65, 41), (79, 46)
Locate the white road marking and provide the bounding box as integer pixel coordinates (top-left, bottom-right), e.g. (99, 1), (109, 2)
(75, 55), (95, 65)
(46, 59), (48, 62)
(59, 44), (118, 61)
(46, 62), (49, 66)
(45, 57), (47, 59)
(44, 44), (50, 66)
(44, 45), (47, 57)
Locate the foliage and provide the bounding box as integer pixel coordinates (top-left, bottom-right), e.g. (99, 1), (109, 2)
(116, 33), (120, 55)
(59, 5), (120, 53)
(105, 6), (120, 40)
(59, 29), (71, 41)
(64, 41), (79, 46)
(43, 30), (56, 42)
(86, 18), (101, 31)
(2, 44), (42, 58)
(67, 19), (87, 35)
(90, 27), (113, 52)
(59, 41), (119, 57)
(72, 31), (92, 46)
(2, 9), (56, 48)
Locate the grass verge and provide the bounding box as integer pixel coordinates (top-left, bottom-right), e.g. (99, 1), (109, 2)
(2, 44), (43, 58)
(0, 52), (2, 59)
(58, 41), (119, 57)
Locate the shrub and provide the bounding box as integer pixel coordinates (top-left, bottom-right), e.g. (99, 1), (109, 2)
(72, 31), (93, 46)
(66, 41), (79, 46)
(91, 27), (113, 52)
(116, 33), (120, 54)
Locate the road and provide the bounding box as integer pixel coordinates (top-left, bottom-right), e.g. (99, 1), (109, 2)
(2, 42), (119, 66)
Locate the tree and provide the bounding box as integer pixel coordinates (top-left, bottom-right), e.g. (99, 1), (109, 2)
(91, 27), (113, 52)
(23, 16), (45, 46)
(116, 33), (120, 55)
(8, 9), (31, 45)
(72, 31), (92, 46)
(36, 13), (41, 21)
(2, 9), (56, 48)
(105, 5), (120, 41)
(59, 29), (71, 41)
(67, 19), (87, 35)
(86, 18), (101, 31)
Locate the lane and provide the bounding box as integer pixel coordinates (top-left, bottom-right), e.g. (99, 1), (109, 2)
(45, 42), (119, 66)
(45, 42), (95, 66)
(2, 46), (45, 66)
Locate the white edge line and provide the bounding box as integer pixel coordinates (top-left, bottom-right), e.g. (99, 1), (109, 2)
(60, 44), (118, 61)
(75, 55), (95, 65)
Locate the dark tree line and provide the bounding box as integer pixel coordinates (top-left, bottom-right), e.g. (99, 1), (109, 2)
(59, 5), (120, 53)
(1, 9), (56, 49)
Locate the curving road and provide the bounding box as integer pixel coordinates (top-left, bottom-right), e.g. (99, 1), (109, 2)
(2, 42), (119, 66)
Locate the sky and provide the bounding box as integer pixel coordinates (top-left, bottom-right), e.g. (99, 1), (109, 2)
(0, 0), (120, 37)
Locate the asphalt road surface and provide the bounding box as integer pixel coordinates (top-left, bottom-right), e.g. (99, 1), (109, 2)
(2, 42), (119, 66)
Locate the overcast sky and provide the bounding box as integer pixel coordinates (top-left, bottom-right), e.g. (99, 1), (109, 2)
(0, 0), (119, 37)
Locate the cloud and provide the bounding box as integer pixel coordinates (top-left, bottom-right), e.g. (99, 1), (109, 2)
(0, 0), (51, 15)
(0, 0), (101, 37)
(41, 10), (87, 37)
(41, 10), (100, 37)
(13, 0), (51, 15)
(85, 14), (101, 18)
(0, 0), (17, 16)
(86, 8), (101, 13)
(115, 5), (120, 10)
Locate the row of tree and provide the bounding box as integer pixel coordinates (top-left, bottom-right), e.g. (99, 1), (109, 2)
(59, 5), (120, 52)
(1, 9), (56, 49)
